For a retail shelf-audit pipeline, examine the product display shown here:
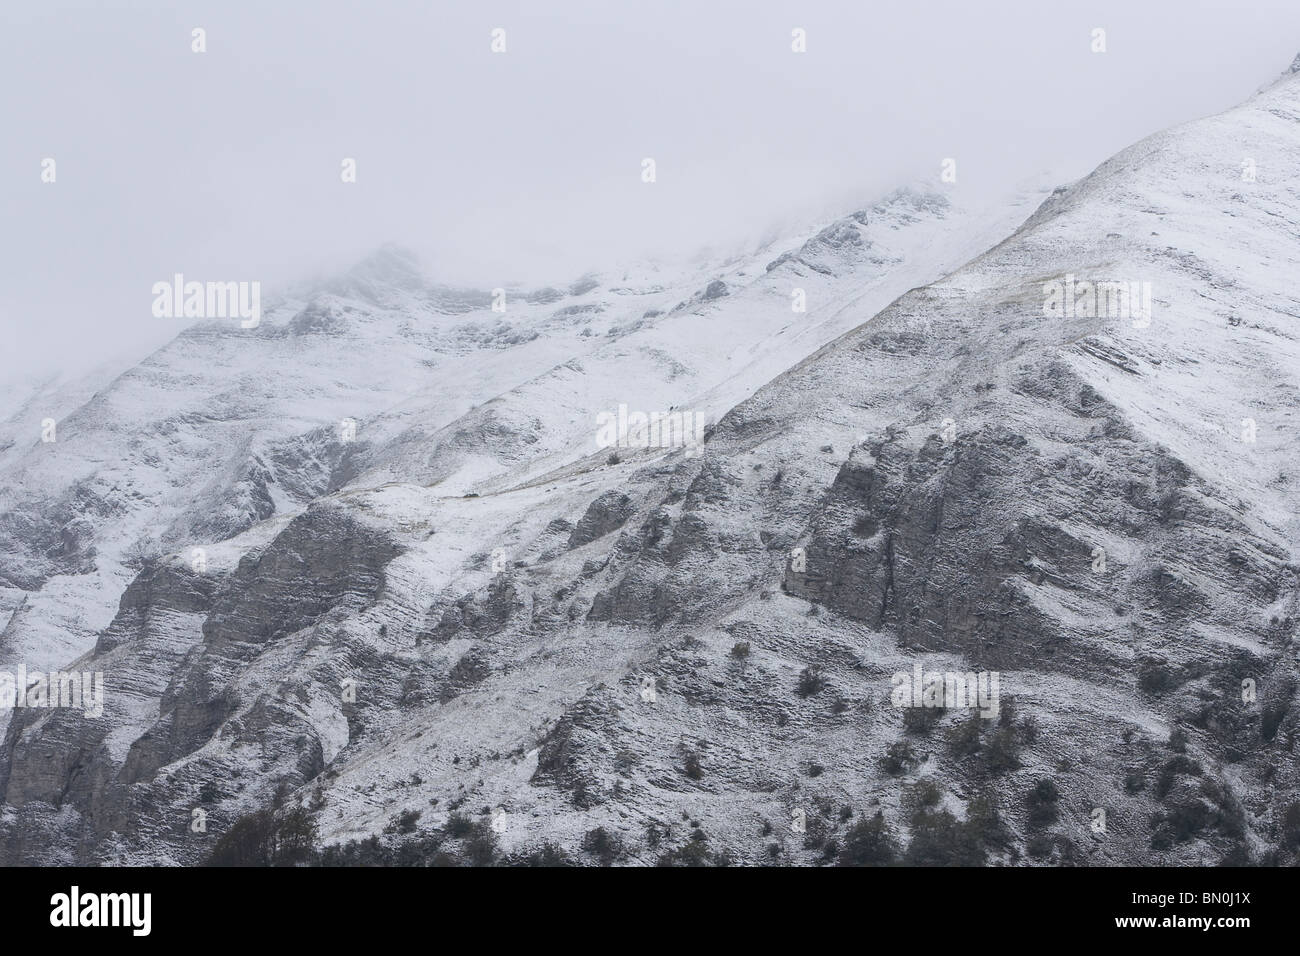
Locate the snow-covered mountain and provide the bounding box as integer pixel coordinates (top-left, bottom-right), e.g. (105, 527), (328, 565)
(0, 185), (1037, 678)
(1, 57), (1297, 866)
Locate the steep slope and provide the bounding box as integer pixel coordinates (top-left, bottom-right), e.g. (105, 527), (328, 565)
(0, 191), (1032, 685)
(2, 61), (1298, 866)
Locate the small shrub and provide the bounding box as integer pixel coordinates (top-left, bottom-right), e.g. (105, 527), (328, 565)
(464, 823), (499, 866)
(656, 835), (729, 867)
(1138, 658), (1176, 695)
(948, 713), (982, 759)
(1018, 716), (1039, 744)
(1026, 833), (1056, 859)
(796, 666), (826, 698)
(444, 812), (475, 838)
(882, 741), (917, 776)
(385, 809), (421, 835)
(982, 725), (1021, 774)
(581, 826), (625, 866)
(1026, 778), (1061, 827)
(683, 751), (704, 780)
(904, 780), (942, 825)
(903, 706), (943, 735)
(505, 842), (572, 867)
(904, 808), (986, 866)
(1150, 800), (1211, 849)
(837, 811), (896, 866)
(965, 793), (1011, 849)
(1154, 755), (1202, 799)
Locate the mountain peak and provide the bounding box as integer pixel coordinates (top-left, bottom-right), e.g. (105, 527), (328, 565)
(323, 243), (426, 303)
(348, 243), (423, 285)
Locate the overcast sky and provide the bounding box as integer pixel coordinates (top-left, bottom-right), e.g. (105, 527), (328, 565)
(3, 0), (1299, 381)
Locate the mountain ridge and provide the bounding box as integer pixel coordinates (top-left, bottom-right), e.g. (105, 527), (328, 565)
(1, 60), (1297, 866)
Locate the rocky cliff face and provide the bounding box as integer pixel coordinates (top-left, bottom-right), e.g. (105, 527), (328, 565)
(1, 64), (1298, 866)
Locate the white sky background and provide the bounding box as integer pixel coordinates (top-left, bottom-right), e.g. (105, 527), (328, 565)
(2, 0), (1299, 380)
